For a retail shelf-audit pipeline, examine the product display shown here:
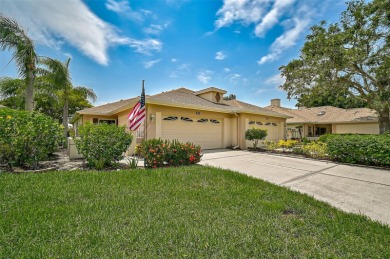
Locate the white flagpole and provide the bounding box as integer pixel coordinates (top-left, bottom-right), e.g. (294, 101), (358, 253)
(142, 80), (147, 141)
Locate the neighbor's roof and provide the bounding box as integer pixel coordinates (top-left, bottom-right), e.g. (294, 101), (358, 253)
(78, 87), (290, 118)
(264, 105), (378, 124)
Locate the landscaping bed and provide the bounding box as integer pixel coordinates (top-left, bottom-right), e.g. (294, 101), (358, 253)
(1, 167), (389, 257)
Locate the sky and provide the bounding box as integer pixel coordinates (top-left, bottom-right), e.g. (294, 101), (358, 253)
(0, 0), (347, 108)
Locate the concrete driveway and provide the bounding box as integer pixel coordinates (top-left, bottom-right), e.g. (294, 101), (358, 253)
(199, 149), (390, 226)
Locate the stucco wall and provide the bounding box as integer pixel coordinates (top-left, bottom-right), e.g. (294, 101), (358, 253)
(334, 123), (379, 134)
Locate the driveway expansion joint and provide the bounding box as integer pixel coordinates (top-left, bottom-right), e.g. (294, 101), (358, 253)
(280, 165), (339, 186)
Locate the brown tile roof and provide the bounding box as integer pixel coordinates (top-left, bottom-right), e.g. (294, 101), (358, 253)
(78, 87), (290, 118)
(264, 105), (378, 124)
(77, 97), (139, 115)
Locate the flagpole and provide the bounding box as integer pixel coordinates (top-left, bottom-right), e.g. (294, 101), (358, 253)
(142, 80), (147, 142)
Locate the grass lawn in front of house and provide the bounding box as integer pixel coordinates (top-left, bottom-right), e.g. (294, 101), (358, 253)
(1, 166), (389, 257)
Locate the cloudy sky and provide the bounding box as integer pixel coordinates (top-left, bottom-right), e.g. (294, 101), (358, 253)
(0, 0), (346, 107)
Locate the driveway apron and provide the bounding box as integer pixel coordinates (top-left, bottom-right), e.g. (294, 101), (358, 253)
(200, 149), (390, 226)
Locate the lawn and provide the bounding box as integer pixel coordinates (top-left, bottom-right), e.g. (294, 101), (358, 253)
(1, 166), (389, 257)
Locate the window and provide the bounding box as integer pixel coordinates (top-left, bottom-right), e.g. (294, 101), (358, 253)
(98, 119), (116, 125)
(210, 119), (220, 124)
(163, 116), (178, 121)
(256, 121), (263, 125)
(93, 118), (98, 124)
(265, 122), (271, 126)
(249, 121), (255, 125)
(272, 123), (278, 126)
(181, 117), (193, 122)
(197, 119), (208, 123)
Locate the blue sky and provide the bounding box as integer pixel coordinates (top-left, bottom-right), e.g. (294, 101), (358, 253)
(1, 0), (346, 108)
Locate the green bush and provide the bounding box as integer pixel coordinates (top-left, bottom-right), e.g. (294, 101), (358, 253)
(75, 123), (133, 169)
(245, 128), (267, 149)
(326, 134), (390, 166)
(141, 138), (202, 168)
(302, 142), (328, 159)
(264, 140), (278, 151)
(0, 108), (63, 170)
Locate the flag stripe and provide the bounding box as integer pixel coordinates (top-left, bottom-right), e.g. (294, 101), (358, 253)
(128, 83), (146, 132)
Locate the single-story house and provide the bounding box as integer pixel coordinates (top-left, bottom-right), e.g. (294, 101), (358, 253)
(264, 99), (379, 140)
(77, 87), (290, 153)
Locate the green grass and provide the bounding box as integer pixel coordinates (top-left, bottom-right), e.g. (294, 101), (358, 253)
(1, 166), (389, 258)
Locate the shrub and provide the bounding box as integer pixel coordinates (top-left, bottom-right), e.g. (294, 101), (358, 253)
(141, 138), (202, 168)
(0, 108), (63, 170)
(264, 140), (278, 151)
(75, 123), (133, 169)
(245, 128), (267, 149)
(326, 134), (390, 166)
(278, 139), (298, 152)
(302, 142), (328, 159)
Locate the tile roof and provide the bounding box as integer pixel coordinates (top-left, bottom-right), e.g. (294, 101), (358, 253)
(264, 105), (378, 124)
(78, 87), (290, 118)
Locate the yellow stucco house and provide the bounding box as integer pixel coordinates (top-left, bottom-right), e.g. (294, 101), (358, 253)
(265, 99), (379, 140)
(77, 87), (290, 153)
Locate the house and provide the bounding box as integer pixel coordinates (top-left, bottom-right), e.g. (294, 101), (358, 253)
(77, 87), (290, 153)
(264, 99), (379, 140)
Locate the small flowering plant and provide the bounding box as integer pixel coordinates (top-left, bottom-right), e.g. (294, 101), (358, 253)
(141, 138), (202, 168)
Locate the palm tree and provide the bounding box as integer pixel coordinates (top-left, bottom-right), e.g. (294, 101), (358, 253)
(0, 14), (37, 111)
(39, 57), (97, 137)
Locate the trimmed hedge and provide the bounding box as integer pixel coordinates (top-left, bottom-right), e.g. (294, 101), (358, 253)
(322, 134), (390, 166)
(141, 138), (202, 168)
(0, 108), (63, 170)
(75, 122), (133, 169)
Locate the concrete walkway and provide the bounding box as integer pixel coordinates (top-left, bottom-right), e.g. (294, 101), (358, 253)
(199, 149), (390, 226)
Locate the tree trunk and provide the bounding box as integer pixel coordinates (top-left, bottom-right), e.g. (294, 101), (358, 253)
(25, 69), (34, 111)
(378, 107), (390, 134)
(63, 91), (69, 139)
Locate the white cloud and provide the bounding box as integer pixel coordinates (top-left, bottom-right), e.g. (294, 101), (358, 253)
(254, 0), (295, 37)
(265, 74), (286, 85)
(171, 58), (177, 63)
(229, 73), (241, 84)
(122, 38), (162, 55)
(215, 1), (315, 64)
(197, 70), (213, 84)
(258, 13), (310, 64)
(105, 0), (144, 21)
(169, 63), (190, 78)
(144, 22), (170, 35)
(215, 51), (227, 60)
(143, 59), (161, 69)
(215, 0), (267, 29)
(1, 0), (162, 65)
(223, 67), (231, 72)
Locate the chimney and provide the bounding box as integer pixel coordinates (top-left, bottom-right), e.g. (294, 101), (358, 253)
(271, 98), (281, 107)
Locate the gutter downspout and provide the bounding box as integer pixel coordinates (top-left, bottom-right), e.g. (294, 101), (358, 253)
(233, 112), (240, 149)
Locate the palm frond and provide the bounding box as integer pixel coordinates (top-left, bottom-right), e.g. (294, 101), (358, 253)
(0, 14), (37, 78)
(73, 86), (97, 102)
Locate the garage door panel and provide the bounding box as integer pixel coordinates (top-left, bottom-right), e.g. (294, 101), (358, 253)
(162, 118), (223, 149)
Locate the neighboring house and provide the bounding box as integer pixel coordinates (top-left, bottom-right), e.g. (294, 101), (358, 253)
(77, 87), (290, 153)
(264, 99), (379, 140)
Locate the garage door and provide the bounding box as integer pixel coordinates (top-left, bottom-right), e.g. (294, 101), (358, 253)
(162, 116), (223, 149)
(247, 120), (280, 140)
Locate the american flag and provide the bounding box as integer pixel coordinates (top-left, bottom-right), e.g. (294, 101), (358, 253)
(128, 82), (146, 131)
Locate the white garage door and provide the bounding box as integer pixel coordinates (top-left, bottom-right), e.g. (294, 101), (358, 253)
(162, 116), (223, 149)
(247, 121), (280, 140)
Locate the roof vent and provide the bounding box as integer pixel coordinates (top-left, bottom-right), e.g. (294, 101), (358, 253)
(317, 111), (326, 116)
